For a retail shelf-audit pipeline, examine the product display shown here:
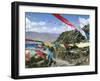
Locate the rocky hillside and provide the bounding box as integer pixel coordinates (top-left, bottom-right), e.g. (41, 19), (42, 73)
(55, 24), (89, 44)
(53, 24), (90, 66)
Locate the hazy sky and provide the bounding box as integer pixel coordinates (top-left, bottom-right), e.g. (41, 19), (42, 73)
(25, 12), (89, 34)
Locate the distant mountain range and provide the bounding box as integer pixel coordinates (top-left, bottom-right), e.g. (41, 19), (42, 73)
(25, 32), (59, 42)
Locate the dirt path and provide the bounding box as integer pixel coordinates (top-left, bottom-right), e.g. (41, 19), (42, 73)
(52, 58), (75, 66)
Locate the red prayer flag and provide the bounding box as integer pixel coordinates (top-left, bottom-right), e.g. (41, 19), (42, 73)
(52, 14), (75, 28)
(35, 50), (45, 58)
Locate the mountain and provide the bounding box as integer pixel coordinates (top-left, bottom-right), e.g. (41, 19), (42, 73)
(55, 24), (89, 44)
(25, 32), (59, 42)
(53, 24), (90, 66)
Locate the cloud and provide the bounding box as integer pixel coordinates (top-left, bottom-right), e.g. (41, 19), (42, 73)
(26, 17), (75, 34)
(38, 22), (46, 25)
(79, 17), (89, 28)
(26, 17), (46, 26)
(26, 17), (31, 29)
(26, 17), (46, 32)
